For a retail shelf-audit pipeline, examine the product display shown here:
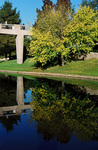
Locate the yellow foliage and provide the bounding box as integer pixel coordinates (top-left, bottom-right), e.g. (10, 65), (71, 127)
(29, 5), (98, 66)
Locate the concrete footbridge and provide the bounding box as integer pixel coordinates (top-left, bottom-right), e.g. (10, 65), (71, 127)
(0, 24), (32, 64)
(0, 76), (32, 117)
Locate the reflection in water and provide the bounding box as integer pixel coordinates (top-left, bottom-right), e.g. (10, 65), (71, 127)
(0, 76), (31, 117)
(0, 75), (17, 107)
(0, 74), (98, 149)
(0, 115), (21, 133)
(29, 79), (98, 143)
(16, 76), (24, 105)
(0, 75), (31, 133)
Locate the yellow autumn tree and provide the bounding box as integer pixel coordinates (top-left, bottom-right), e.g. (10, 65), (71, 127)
(30, 83), (97, 142)
(30, 5), (72, 67)
(64, 6), (98, 58)
(29, 28), (61, 67)
(30, 6), (97, 68)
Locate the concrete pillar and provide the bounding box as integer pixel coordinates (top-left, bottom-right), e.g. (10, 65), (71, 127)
(16, 34), (24, 64)
(16, 76), (24, 105)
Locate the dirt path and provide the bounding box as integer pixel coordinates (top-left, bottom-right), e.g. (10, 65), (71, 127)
(0, 70), (98, 81)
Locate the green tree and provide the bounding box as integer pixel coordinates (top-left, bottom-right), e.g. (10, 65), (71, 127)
(81, 0), (98, 11)
(30, 3), (97, 68)
(24, 37), (31, 61)
(0, 116), (21, 133)
(80, 0), (98, 52)
(63, 6), (98, 58)
(0, 34), (16, 60)
(0, 1), (21, 60)
(30, 1), (72, 67)
(29, 82), (97, 143)
(0, 1), (21, 24)
(36, 0), (54, 22)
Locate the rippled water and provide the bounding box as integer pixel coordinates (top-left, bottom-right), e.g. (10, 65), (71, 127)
(0, 74), (98, 150)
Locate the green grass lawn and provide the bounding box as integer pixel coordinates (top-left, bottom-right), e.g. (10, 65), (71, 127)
(0, 58), (98, 76)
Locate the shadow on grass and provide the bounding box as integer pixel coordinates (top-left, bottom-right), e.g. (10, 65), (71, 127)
(0, 60), (5, 63)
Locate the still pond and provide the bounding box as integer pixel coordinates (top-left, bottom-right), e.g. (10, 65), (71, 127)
(0, 73), (98, 150)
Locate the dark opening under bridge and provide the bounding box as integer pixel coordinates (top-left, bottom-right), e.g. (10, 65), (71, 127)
(0, 24), (31, 64)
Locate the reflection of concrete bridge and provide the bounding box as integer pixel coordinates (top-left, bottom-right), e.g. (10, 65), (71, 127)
(0, 77), (32, 117)
(0, 24), (31, 64)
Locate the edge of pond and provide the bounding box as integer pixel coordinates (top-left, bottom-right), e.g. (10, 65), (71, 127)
(0, 70), (98, 81)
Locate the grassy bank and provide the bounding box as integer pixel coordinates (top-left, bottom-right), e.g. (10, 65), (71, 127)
(0, 58), (98, 76)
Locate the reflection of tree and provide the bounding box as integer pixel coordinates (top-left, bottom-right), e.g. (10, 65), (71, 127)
(29, 83), (98, 143)
(0, 75), (17, 106)
(0, 115), (21, 133)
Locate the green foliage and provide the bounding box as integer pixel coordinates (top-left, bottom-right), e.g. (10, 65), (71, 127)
(0, 34), (16, 55)
(29, 27), (61, 66)
(81, 0), (98, 11)
(0, 116), (21, 133)
(24, 37), (31, 60)
(36, 0), (54, 22)
(63, 6), (98, 57)
(30, 81), (97, 142)
(80, 1), (98, 52)
(30, 5), (97, 68)
(0, 1), (21, 59)
(0, 1), (21, 24)
(31, 0), (73, 67)
(30, 4), (73, 67)
(55, 0), (72, 14)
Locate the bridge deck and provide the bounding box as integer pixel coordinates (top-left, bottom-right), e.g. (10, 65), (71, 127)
(0, 24), (31, 36)
(0, 105), (32, 117)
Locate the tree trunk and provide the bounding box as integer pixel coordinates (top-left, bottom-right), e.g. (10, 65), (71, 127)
(5, 53), (7, 61)
(61, 56), (65, 66)
(9, 52), (11, 60)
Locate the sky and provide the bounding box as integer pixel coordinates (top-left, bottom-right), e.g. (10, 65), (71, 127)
(0, 0), (82, 25)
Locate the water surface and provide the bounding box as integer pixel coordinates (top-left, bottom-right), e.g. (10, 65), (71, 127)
(0, 74), (98, 150)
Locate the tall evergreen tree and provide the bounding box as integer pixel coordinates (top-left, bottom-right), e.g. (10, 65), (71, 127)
(42, 0), (53, 11)
(55, 0), (71, 9)
(81, 0), (98, 11)
(0, 1), (21, 24)
(36, 0), (53, 23)
(0, 1), (21, 60)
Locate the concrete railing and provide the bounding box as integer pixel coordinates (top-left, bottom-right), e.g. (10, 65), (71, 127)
(1, 24), (13, 29)
(0, 23), (27, 30)
(0, 23), (31, 36)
